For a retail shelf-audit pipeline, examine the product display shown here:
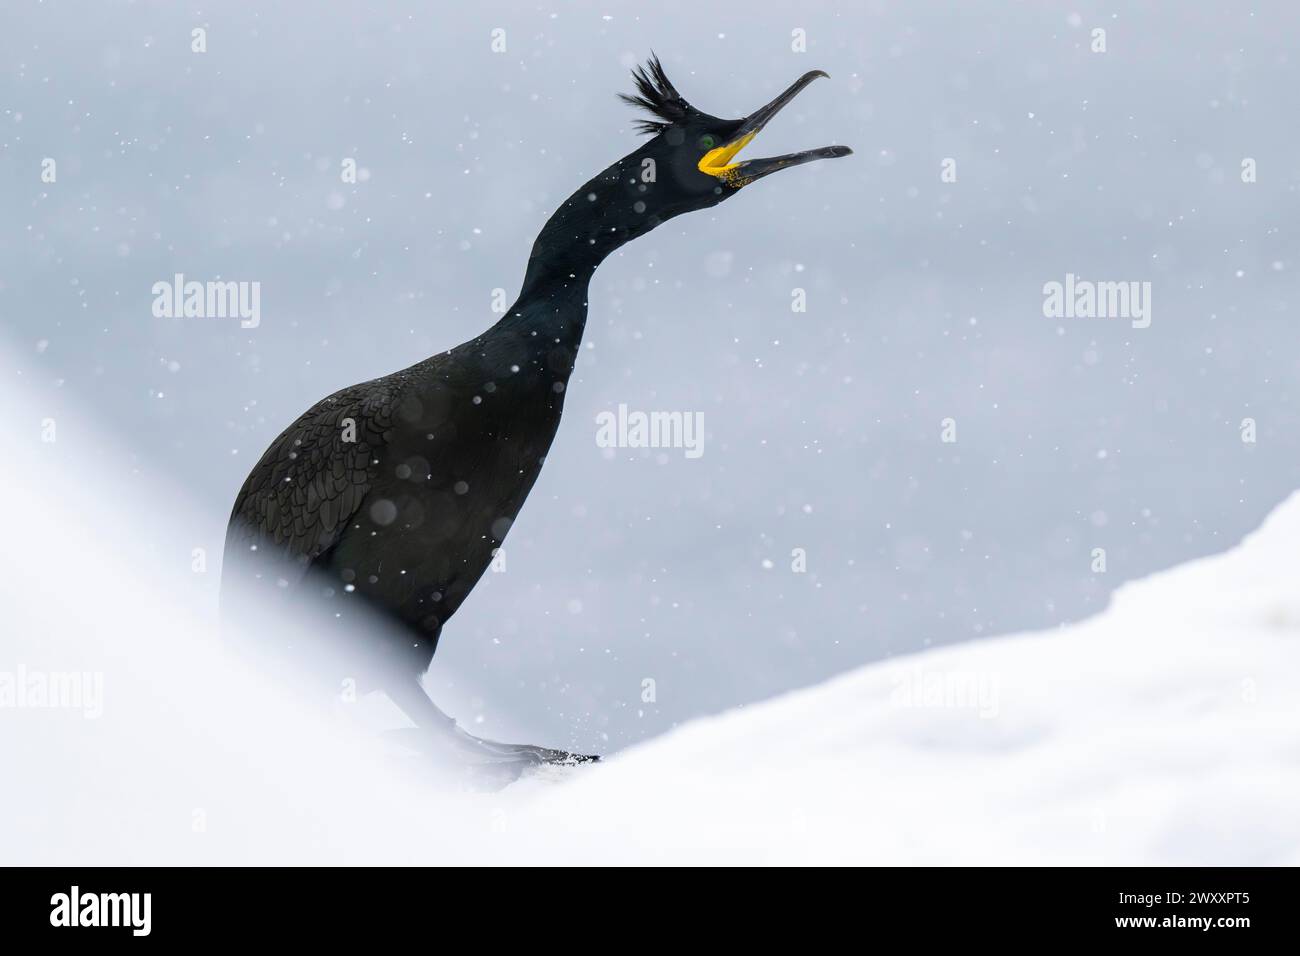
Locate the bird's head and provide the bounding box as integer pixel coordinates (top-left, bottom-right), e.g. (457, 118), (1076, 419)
(520, 57), (852, 291)
(618, 56), (852, 218)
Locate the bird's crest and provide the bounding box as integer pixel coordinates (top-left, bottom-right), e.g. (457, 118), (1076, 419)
(619, 55), (692, 134)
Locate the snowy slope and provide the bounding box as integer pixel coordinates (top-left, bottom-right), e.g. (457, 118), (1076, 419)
(509, 493), (1300, 864)
(3, 361), (1298, 865)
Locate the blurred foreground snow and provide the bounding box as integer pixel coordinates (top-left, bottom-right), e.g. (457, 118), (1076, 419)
(3, 363), (1298, 865)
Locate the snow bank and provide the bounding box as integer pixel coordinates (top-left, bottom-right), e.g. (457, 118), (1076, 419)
(510, 491), (1300, 864)
(3, 361), (1297, 865)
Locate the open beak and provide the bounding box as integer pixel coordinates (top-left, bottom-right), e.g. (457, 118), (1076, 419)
(698, 70), (852, 186)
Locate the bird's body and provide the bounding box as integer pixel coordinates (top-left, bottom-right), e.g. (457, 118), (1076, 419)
(224, 281), (587, 674)
(222, 58), (849, 772)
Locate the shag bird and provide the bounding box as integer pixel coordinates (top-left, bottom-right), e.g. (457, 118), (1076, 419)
(221, 57), (851, 772)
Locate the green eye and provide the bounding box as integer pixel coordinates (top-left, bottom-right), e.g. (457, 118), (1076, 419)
(699, 134), (716, 150)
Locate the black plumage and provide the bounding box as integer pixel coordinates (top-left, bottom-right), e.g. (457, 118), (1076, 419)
(221, 58), (850, 773)
(618, 54), (695, 134)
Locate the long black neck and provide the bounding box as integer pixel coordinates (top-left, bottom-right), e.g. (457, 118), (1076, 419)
(521, 145), (655, 294)
(495, 145), (656, 352)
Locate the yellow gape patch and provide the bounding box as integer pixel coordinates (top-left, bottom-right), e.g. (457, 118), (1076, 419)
(697, 131), (757, 182)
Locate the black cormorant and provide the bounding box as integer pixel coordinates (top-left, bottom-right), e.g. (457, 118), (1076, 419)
(221, 57), (851, 772)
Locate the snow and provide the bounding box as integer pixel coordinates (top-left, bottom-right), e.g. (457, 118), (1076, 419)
(517, 497), (1300, 864)
(3, 362), (1298, 865)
